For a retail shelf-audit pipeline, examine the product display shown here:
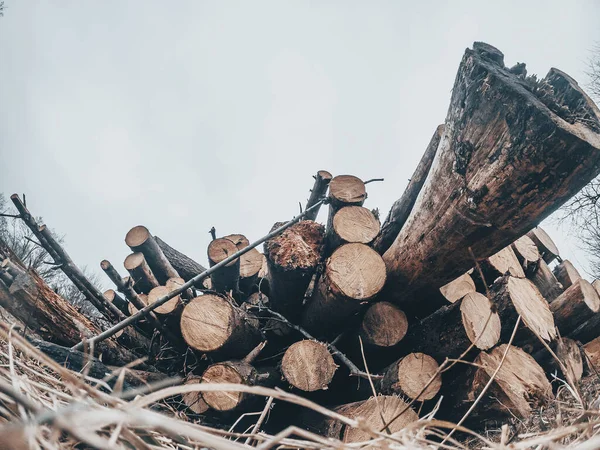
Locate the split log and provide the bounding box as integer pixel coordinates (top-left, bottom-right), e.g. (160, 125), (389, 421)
(125, 226), (179, 284)
(380, 353), (442, 401)
(439, 272), (476, 304)
(553, 260), (581, 289)
(528, 259), (563, 302)
(527, 227), (560, 264)
(104, 289), (129, 316)
(374, 125), (444, 255)
(281, 340), (337, 392)
(148, 285), (182, 315)
(201, 361), (278, 412)
(327, 206), (380, 250)
(550, 279), (600, 336)
(381, 42), (600, 317)
(180, 293), (262, 358)
(511, 235), (540, 274)
(533, 338), (583, 383)
(489, 276), (556, 352)
(0, 270), (143, 366)
(443, 344), (552, 424)
(155, 236), (210, 289)
(263, 221), (325, 319)
(207, 238), (240, 294)
(302, 243), (386, 336)
(304, 170), (333, 221)
(123, 252), (159, 294)
(399, 292), (501, 363)
(314, 396), (418, 443)
(359, 302), (408, 348)
(182, 376), (210, 414)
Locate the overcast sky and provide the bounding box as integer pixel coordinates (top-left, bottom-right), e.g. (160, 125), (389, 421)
(1, 1), (599, 289)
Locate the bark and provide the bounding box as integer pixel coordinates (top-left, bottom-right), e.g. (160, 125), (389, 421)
(180, 293), (262, 358)
(568, 310), (600, 344)
(125, 226), (180, 284)
(358, 301), (408, 348)
(439, 272), (476, 303)
(1, 259), (21, 278)
(511, 235), (540, 274)
(302, 243), (386, 337)
(103, 289), (129, 316)
(123, 252), (160, 294)
(381, 42), (600, 315)
(489, 276), (556, 353)
(553, 260), (581, 289)
(207, 238), (240, 294)
(584, 336), (600, 371)
(527, 227), (560, 264)
(374, 125), (444, 254)
(304, 170), (333, 221)
(263, 221), (325, 319)
(528, 259), (563, 302)
(550, 279), (600, 335)
(154, 236), (210, 289)
(281, 340), (337, 392)
(533, 338), (583, 384)
(442, 344), (552, 424)
(326, 175), (367, 230)
(399, 292), (501, 363)
(327, 206), (380, 251)
(380, 353), (442, 401)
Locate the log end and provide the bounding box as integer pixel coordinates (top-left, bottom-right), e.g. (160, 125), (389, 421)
(182, 376), (210, 414)
(281, 340), (337, 392)
(124, 252), (146, 271)
(148, 285), (181, 315)
(208, 238), (239, 267)
(440, 273), (476, 303)
(180, 294), (234, 352)
(264, 221), (325, 271)
(359, 302), (408, 348)
(201, 363), (248, 411)
(506, 277), (557, 342)
(394, 353), (442, 401)
(460, 292), (501, 350)
(332, 206), (380, 244)
(125, 225), (151, 248)
(329, 175), (366, 206)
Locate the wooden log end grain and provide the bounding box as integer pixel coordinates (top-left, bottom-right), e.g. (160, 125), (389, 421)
(511, 235), (540, 270)
(328, 175), (367, 208)
(439, 272), (476, 303)
(382, 353), (442, 401)
(264, 221), (325, 273)
(460, 292), (502, 351)
(527, 227), (560, 264)
(223, 234), (250, 250)
(182, 376), (210, 414)
(359, 301), (408, 348)
(201, 361), (255, 412)
(148, 285), (181, 315)
(486, 246), (526, 279)
(281, 340), (337, 392)
(125, 225), (152, 248)
(331, 206), (380, 245)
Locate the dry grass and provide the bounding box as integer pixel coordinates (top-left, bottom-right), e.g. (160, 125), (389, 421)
(1, 325), (600, 449)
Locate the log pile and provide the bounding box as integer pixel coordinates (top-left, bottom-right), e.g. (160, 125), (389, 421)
(2, 42), (600, 441)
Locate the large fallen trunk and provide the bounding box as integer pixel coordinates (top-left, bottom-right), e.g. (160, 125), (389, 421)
(263, 221), (325, 319)
(549, 279), (600, 336)
(442, 344), (552, 425)
(302, 243), (387, 337)
(381, 42), (600, 316)
(374, 125), (444, 254)
(125, 226), (180, 284)
(280, 340), (337, 392)
(154, 236), (210, 289)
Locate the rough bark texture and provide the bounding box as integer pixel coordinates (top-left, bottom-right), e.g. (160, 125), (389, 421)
(380, 353), (442, 401)
(304, 170), (333, 221)
(263, 221), (325, 319)
(381, 42), (600, 315)
(528, 258), (564, 302)
(180, 294), (262, 358)
(568, 312), (600, 344)
(374, 125), (444, 254)
(527, 227), (560, 264)
(281, 340), (337, 392)
(550, 279), (600, 335)
(125, 226), (180, 284)
(123, 252), (160, 294)
(511, 235), (540, 274)
(155, 236), (210, 289)
(358, 301), (408, 348)
(104, 289), (129, 316)
(553, 260), (581, 289)
(302, 243), (387, 337)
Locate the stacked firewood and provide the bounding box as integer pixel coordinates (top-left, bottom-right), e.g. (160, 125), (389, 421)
(2, 41), (600, 441)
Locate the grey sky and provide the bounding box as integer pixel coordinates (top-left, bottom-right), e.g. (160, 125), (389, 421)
(1, 1), (599, 288)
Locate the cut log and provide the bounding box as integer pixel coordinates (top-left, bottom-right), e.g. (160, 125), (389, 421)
(439, 272), (476, 304)
(166, 276), (194, 300)
(358, 302), (408, 348)
(511, 235), (540, 274)
(316, 395), (418, 443)
(569, 313), (600, 345)
(381, 42), (600, 316)
(327, 206), (380, 250)
(304, 170), (333, 221)
(594, 279), (600, 296)
(443, 344), (552, 424)
(479, 246), (525, 284)
(302, 243), (386, 336)
(533, 338), (583, 384)
(550, 279), (600, 336)
(125, 226), (180, 284)
(490, 276), (556, 352)
(328, 175), (367, 210)
(123, 252), (159, 294)
(381, 353), (442, 401)
(104, 289), (129, 316)
(528, 259), (563, 302)
(180, 294), (262, 358)
(527, 227), (560, 264)
(201, 361), (277, 412)
(263, 221), (325, 319)
(281, 340), (337, 392)
(207, 238), (240, 294)
(148, 285), (182, 315)
(154, 236), (210, 289)
(182, 376), (210, 414)
(239, 249), (264, 295)
(553, 260), (581, 289)
(584, 336), (600, 371)
(374, 125), (444, 255)
(399, 292), (501, 364)
(223, 234), (250, 250)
